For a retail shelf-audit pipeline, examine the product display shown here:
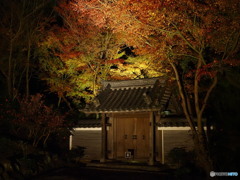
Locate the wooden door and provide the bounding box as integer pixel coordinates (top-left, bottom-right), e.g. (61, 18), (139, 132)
(115, 115), (149, 160)
(115, 117), (134, 158)
(135, 117), (149, 159)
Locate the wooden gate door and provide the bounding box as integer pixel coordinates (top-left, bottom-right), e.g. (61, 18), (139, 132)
(115, 115), (149, 160)
(135, 117), (149, 159)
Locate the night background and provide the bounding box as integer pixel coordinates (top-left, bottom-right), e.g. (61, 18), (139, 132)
(0, 0), (239, 179)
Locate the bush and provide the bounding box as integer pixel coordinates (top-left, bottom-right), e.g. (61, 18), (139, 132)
(167, 147), (195, 168)
(167, 148), (206, 179)
(0, 150), (65, 179)
(0, 138), (21, 160)
(0, 95), (86, 179)
(64, 146), (85, 163)
(11, 94), (66, 148)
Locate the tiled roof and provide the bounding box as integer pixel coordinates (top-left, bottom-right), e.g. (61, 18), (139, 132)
(101, 77), (162, 89)
(82, 77), (181, 113)
(75, 118), (208, 128)
(156, 118), (189, 127)
(156, 117), (207, 127)
(77, 119), (101, 128)
(76, 118), (190, 128)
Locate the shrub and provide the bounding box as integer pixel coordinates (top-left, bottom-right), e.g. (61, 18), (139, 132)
(167, 147), (195, 168)
(12, 94), (66, 147)
(66, 146), (85, 163)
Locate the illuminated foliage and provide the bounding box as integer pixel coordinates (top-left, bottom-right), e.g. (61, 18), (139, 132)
(109, 54), (163, 79)
(86, 0), (240, 172)
(39, 0), (163, 106)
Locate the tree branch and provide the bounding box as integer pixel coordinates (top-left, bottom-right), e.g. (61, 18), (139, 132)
(200, 76), (218, 116)
(172, 23), (199, 55)
(168, 59), (197, 135)
(225, 32), (240, 60)
(171, 53), (198, 60)
(194, 58), (202, 132)
(0, 68), (7, 79)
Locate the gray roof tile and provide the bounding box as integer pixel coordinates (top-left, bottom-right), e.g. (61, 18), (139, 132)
(77, 119), (101, 128)
(82, 77), (180, 113)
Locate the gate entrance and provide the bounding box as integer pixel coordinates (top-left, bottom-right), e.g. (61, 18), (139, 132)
(115, 116), (150, 160)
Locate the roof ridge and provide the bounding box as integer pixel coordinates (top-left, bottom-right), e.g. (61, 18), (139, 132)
(102, 77), (165, 89)
(111, 85), (154, 90)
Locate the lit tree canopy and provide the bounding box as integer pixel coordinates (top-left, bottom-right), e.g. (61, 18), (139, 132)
(67, 0), (240, 172)
(38, 0), (123, 106)
(38, 0), (163, 106)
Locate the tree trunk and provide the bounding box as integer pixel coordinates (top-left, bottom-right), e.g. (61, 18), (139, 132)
(193, 134), (213, 175)
(93, 63), (100, 96)
(26, 38), (31, 98)
(58, 96), (62, 108)
(169, 59), (215, 175)
(7, 39), (13, 98)
(43, 131), (51, 147)
(62, 95), (73, 111)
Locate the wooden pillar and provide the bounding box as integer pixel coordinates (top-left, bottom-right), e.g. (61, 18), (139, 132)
(100, 113), (107, 162)
(149, 111), (156, 165)
(69, 134), (73, 150)
(161, 130), (165, 164)
(112, 115), (117, 159)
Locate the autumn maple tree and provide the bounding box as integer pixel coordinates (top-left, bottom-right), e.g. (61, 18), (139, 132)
(37, 0), (240, 172)
(38, 0), (125, 107)
(66, 0), (240, 172)
(39, 0), (162, 107)
(110, 0), (240, 172)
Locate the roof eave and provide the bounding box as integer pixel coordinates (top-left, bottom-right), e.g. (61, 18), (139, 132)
(81, 107), (161, 114)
